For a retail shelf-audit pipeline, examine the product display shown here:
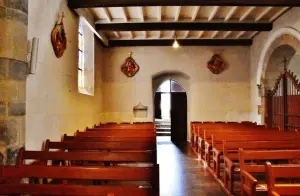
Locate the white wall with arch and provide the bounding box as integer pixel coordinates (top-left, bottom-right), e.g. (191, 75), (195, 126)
(152, 71), (191, 136)
(101, 46), (251, 140)
(250, 7), (300, 124)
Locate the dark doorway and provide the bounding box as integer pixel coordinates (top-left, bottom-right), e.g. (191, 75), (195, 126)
(154, 80), (187, 144)
(171, 92), (187, 144)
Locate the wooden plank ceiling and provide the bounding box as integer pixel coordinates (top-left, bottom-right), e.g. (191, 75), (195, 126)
(69, 1), (293, 46)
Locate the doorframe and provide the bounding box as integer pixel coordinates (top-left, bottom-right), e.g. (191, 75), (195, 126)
(152, 72), (191, 142)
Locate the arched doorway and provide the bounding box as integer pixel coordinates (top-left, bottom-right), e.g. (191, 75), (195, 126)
(263, 45), (300, 131)
(154, 79), (187, 144)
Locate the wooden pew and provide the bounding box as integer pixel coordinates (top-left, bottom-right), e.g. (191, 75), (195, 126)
(223, 141), (300, 195)
(239, 149), (300, 196)
(205, 131), (295, 168)
(63, 134), (156, 143)
(0, 165), (160, 196)
(76, 130), (156, 138)
(44, 140), (157, 152)
(265, 162), (300, 196)
(17, 147), (157, 166)
(94, 122), (155, 129)
(198, 126), (279, 160)
(210, 131), (299, 169)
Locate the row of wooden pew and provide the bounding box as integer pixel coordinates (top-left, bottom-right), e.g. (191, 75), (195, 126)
(0, 122), (159, 196)
(190, 121), (300, 196)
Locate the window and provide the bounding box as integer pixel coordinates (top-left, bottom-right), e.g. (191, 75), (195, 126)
(78, 17), (95, 96)
(78, 23), (84, 89)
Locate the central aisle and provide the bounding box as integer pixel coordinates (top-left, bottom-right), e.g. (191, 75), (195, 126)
(157, 136), (226, 196)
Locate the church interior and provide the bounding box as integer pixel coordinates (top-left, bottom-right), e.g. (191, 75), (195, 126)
(2, 0), (300, 195)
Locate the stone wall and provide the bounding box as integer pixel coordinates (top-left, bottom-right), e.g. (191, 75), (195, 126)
(0, 0), (28, 165)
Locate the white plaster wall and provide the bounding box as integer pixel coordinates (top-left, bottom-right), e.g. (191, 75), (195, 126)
(250, 7), (300, 123)
(102, 46), (251, 140)
(288, 54), (300, 79)
(26, 0), (104, 150)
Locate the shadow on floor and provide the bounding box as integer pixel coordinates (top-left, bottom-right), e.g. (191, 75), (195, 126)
(157, 136), (226, 196)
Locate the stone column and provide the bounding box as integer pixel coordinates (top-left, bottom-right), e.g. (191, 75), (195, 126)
(0, 0), (28, 165)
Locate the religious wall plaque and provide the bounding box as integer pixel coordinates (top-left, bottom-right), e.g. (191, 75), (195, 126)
(121, 52), (140, 77)
(207, 54), (225, 74)
(51, 12), (67, 58)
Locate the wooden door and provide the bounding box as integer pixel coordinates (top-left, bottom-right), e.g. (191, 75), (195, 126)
(171, 92), (187, 144)
(154, 93), (162, 119)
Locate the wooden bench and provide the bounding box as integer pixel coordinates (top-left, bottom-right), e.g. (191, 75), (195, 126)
(239, 149), (300, 196)
(17, 147), (157, 166)
(205, 131), (294, 168)
(76, 130), (156, 138)
(44, 140), (157, 152)
(63, 134), (156, 143)
(94, 122), (155, 129)
(0, 164), (160, 196)
(223, 141), (300, 195)
(198, 127), (279, 160)
(265, 162), (300, 196)
(210, 131), (299, 172)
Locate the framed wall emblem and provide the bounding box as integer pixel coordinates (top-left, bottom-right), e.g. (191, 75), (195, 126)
(207, 54), (225, 74)
(121, 52), (140, 77)
(51, 12), (67, 58)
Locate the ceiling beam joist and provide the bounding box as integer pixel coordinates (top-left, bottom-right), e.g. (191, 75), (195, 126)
(96, 22), (272, 31)
(108, 39), (253, 47)
(208, 6), (220, 21)
(157, 6), (162, 38)
(69, 0), (299, 8)
(225, 6), (238, 21)
(120, 7), (133, 39)
(74, 8), (109, 46)
(102, 8), (120, 38)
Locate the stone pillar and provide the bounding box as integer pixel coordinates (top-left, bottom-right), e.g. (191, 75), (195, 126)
(0, 0), (28, 165)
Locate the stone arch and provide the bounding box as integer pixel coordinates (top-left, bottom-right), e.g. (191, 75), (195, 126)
(256, 27), (300, 124)
(257, 27), (300, 85)
(152, 70), (191, 95)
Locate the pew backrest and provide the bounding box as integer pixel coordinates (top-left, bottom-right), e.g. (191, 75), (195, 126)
(44, 140), (157, 151)
(0, 165), (160, 196)
(265, 162), (300, 196)
(17, 147), (157, 165)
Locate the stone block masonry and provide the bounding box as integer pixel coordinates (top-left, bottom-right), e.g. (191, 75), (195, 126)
(0, 0), (27, 165)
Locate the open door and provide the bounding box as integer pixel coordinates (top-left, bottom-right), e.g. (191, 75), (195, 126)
(171, 92), (187, 144)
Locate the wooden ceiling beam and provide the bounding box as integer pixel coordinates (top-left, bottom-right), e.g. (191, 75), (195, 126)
(74, 8), (109, 46)
(95, 22), (272, 31)
(157, 6), (162, 38)
(255, 7), (273, 22)
(211, 31), (219, 38)
(138, 7), (147, 38)
(223, 31), (232, 38)
(225, 6), (238, 21)
(185, 6), (200, 40)
(198, 31), (204, 38)
(208, 6), (220, 21)
(240, 6), (255, 21)
(68, 0), (299, 8)
(102, 8), (120, 38)
(120, 7), (133, 39)
(108, 39), (253, 47)
(269, 7), (290, 21)
(236, 31), (246, 38)
(171, 6), (181, 39)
